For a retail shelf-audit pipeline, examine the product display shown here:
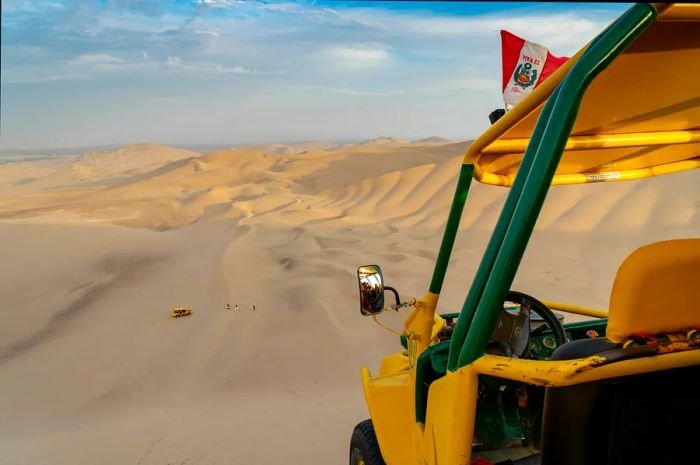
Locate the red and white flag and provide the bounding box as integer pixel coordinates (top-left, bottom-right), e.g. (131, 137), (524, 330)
(501, 30), (568, 108)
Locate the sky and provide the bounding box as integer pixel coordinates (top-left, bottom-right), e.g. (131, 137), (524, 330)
(1, 1), (629, 150)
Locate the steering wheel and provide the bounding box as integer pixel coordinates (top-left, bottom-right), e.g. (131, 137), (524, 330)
(486, 290), (567, 358)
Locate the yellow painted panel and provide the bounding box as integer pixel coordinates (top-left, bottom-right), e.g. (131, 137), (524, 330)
(472, 348), (700, 387)
(361, 368), (419, 465)
(422, 368), (479, 465)
(379, 351), (411, 376)
(464, 4), (700, 186)
(403, 292), (440, 363)
(657, 3), (700, 20)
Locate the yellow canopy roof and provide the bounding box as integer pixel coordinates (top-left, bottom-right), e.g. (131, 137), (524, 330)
(465, 3), (700, 186)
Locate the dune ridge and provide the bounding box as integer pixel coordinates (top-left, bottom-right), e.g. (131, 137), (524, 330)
(1, 140), (696, 236)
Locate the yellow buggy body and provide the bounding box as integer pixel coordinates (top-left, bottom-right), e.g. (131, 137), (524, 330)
(351, 4), (700, 465)
(171, 307), (192, 318)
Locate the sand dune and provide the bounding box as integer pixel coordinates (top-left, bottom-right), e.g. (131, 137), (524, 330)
(412, 137), (454, 145)
(68, 143), (200, 180)
(0, 139), (698, 464)
(234, 140), (347, 154)
(0, 144), (200, 200)
(356, 136), (410, 147)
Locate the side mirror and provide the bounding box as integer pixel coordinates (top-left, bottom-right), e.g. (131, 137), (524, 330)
(357, 265), (385, 315)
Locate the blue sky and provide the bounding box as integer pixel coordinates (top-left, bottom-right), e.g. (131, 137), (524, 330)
(1, 1), (629, 150)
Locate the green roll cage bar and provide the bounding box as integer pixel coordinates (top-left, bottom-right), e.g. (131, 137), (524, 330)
(425, 3), (658, 372)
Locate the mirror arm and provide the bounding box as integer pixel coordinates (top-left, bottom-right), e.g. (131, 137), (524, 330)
(384, 286), (401, 306)
(387, 297), (417, 312)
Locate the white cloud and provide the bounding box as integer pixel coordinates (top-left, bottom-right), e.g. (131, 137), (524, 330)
(166, 56), (183, 67)
(1, 0), (65, 13)
(3, 0), (624, 148)
(167, 56), (257, 75)
(194, 29), (220, 36)
(326, 45), (390, 66)
(216, 64), (255, 75)
(194, 0), (245, 8)
(333, 9), (615, 55)
(330, 87), (405, 97)
(90, 11), (186, 35)
(3, 54), (257, 84)
(192, 0), (301, 14)
(1, 73), (91, 84)
(263, 3), (300, 14)
(431, 78), (500, 92)
(75, 53), (125, 64)
(330, 77), (498, 97)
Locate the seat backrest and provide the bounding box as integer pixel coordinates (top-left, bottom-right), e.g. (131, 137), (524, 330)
(606, 239), (700, 344)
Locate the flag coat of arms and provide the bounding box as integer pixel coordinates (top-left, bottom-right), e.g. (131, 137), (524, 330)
(501, 30), (568, 108)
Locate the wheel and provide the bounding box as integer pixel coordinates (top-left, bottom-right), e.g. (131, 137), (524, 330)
(488, 291), (567, 358)
(506, 291), (567, 347)
(349, 419), (386, 465)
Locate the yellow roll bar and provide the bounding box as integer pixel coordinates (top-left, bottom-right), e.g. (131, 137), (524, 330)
(542, 300), (608, 319)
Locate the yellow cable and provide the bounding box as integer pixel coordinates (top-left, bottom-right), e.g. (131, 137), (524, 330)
(372, 314), (406, 337)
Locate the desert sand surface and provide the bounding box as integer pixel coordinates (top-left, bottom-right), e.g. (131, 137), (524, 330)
(0, 140), (698, 465)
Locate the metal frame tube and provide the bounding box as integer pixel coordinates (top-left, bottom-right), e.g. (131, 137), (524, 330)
(446, 89), (560, 371)
(454, 3), (657, 368)
(429, 164), (474, 295)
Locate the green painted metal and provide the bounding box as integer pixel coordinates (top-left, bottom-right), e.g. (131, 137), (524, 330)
(429, 163), (474, 294)
(447, 1), (628, 371)
(447, 89), (559, 371)
(455, 3), (657, 368)
(439, 312), (460, 320)
(415, 340), (449, 424)
(445, 5), (639, 369)
(472, 375), (530, 451)
(446, 8), (645, 371)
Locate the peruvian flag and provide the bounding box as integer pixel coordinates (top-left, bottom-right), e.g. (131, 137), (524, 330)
(501, 30), (568, 108)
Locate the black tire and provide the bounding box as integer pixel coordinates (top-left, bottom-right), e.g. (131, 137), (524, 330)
(349, 419), (386, 465)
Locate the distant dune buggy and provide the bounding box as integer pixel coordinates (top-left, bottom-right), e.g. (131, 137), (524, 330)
(171, 307), (193, 318)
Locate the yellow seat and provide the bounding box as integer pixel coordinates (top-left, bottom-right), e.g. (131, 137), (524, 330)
(606, 239), (700, 343)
